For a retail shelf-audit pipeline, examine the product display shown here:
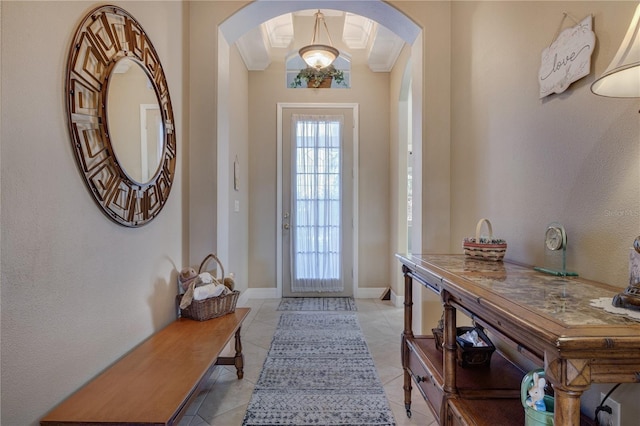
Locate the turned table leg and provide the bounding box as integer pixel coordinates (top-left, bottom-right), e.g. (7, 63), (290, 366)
(402, 336), (413, 418)
(402, 265), (414, 418)
(234, 326), (244, 379)
(442, 291), (457, 395)
(553, 387), (583, 426)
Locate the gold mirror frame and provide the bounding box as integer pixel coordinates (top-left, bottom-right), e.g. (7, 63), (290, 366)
(66, 5), (176, 227)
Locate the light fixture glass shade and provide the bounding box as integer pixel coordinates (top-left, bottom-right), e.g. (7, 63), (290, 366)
(591, 4), (640, 97)
(299, 10), (340, 69)
(299, 44), (339, 69)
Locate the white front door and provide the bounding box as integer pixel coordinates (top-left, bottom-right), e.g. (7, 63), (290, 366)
(281, 108), (354, 298)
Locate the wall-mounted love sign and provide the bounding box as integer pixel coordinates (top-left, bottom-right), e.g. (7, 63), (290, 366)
(539, 15), (595, 99)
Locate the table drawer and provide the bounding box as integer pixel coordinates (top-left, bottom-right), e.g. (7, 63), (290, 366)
(407, 341), (444, 420)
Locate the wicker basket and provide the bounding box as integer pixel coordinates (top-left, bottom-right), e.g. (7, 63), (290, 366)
(462, 218), (507, 261)
(176, 254), (239, 321)
(177, 290), (239, 321)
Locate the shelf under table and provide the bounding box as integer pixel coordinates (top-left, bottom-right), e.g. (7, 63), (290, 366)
(408, 336), (524, 397)
(406, 336), (596, 425)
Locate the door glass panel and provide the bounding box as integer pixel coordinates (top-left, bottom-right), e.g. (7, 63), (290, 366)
(291, 115), (343, 292)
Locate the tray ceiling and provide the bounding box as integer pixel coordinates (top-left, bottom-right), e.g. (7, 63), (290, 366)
(235, 10), (405, 72)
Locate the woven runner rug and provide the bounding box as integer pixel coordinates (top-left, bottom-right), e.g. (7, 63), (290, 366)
(277, 297), (357, 311)
(242, 313), (395, 425)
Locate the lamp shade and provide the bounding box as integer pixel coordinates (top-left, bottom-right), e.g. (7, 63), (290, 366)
(591, 4), (640, 97)
(299, 44), (339, 69)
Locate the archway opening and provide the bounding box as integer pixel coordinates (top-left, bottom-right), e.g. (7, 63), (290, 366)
(216, 1), (424, 304)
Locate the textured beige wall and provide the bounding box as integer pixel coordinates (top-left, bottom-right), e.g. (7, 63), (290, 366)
(0, 1), (185, 424)
(395, 1), (453, 254)
(450, 1), (639, 287)
(3, 0), (639, 423)
(227, 45), (250, 291)
(1, 1), (4, 419)
(390, 1), (453, 333)
(187, 1), (246, 267)
(389, 45), (412, 297)
(247, 62), (391, 290)
(450, 1), (640, 419)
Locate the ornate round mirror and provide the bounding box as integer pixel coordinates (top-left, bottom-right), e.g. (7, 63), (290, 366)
(66, 5), (176, 227)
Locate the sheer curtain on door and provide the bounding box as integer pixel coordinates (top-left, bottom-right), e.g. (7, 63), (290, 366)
(291, 114), (343, 292)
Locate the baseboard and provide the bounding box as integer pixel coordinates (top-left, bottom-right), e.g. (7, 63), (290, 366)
(390, 288), (404, 308)
(240, 287), (279, 304)
(355, 287), (389, 299)
(379, 287), (391, 300)
(241, 287), (390, 300)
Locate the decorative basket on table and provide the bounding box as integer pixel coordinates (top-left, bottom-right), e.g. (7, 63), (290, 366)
(176, 253), (239, 321)
(432, 318), (495, 368)
(462, 218), (507, 261)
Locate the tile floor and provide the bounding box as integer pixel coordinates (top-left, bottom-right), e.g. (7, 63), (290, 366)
(178, 298), (436, 426)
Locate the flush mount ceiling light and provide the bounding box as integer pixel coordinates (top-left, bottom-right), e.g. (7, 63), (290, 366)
(591, 3), (640, 97)
(299, 10), (339, 69)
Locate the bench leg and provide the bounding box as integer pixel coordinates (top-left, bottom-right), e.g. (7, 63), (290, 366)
(215, 326), (244, 379)
(233, 326), (244, 379)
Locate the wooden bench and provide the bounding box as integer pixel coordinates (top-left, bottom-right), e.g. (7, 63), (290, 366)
(41, 307), (250, 426)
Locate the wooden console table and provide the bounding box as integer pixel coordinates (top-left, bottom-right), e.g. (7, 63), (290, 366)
(41, 307), (250, 426)
(398, 254), (640, 426)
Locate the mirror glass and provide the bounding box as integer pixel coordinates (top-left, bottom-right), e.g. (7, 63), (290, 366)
(107, 58), (163, 184)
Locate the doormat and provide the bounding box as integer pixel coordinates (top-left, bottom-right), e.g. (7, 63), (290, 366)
(242, 313), (395, 425)
(277, 297), (357, 311)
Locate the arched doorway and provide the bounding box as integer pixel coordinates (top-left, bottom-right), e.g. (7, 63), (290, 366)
(215, 1), (424, 303)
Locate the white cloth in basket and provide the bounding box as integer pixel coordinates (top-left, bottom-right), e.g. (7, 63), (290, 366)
(193, 283), (227, 301)
(197, 272), (214, 285)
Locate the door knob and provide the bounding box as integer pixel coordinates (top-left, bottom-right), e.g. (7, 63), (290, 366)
(283, 223), (290, 230)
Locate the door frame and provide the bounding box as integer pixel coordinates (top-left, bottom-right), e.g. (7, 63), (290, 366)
(276, 103), (359, 298)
